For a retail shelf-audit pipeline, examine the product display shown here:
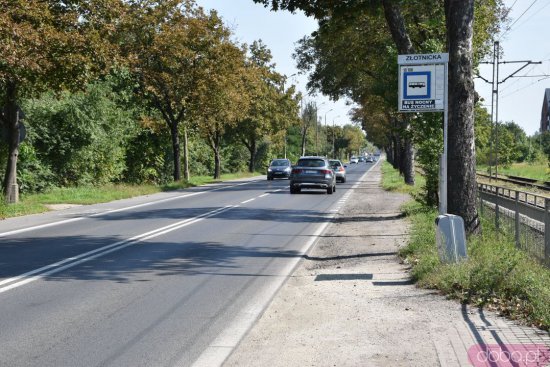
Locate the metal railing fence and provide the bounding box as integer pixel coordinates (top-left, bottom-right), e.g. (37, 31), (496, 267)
(478, 183), (549, 267)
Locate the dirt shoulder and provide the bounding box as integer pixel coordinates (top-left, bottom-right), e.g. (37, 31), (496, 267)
(224, 162), (550, 367)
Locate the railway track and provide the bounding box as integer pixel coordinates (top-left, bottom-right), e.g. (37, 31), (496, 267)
(476, 171), (550, 192)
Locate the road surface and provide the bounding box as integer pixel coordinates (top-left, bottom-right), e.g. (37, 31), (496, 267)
(0, 161), (376, 367)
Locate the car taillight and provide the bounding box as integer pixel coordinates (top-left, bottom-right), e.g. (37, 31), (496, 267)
(339, 167), (345, 172)
(322, 169), (332, 174)
(292, 169), (302, 174)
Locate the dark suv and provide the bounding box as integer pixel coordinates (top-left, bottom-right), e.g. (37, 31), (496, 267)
(267, 158), (292, 180)
(289, 156), (336, 194)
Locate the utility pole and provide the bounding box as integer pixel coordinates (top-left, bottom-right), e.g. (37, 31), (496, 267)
(332, 116), (340, 157)
(324, 109), (333, 156)
(478, 41), (541, 179)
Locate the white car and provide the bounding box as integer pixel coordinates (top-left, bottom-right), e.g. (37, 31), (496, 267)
(350, 157), (359, 164)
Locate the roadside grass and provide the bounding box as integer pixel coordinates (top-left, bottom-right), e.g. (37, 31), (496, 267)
(478, 162), (549, 181)
(382, 163), (550, 330)
(381, 161), (424, 195)
(0, 171), (262, 220)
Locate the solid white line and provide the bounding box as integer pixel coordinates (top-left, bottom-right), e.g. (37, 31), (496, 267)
(241, 199), (255, 204)
(188, 211), (335, 367)
(258, 194), (269, 198)
(0, 206), (235, 294)
(189, 159), (381, 367)
(0, 180), (261, 239)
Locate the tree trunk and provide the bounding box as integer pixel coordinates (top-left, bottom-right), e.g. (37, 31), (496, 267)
(212, 133), (222, 179)
(391, 135), (399, 170)
(301, 126), (308, 156)
(2, 81), (20, 203)
(382, 0), (415, 54)
(170, 121), (181, 181)
(402, 121), (415, 185)
(183, 126), (189, 181)
(247, 138), (256, 173)
(382, 0), (415, 184)
(445, 0), (480, 234)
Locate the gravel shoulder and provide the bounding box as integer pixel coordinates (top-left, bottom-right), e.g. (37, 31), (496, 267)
(224, 161), (550, 367)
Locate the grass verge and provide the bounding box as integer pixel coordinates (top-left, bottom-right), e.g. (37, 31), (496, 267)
(0, 171), (262, 220)
(383, 162), (550, 330)
(381, 161), (424, 195)
(478, 162), (549, 181)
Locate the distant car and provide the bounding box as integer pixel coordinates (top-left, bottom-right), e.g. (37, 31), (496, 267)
(290, 156), (336, 194)
(350, 156), (359, 164)
(267, 158), (292, 180)
(365, 156), (374, 163)
(329, 159), (347, 183)
(358, 156), (366, 163)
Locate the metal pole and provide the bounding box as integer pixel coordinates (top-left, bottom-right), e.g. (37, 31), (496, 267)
(489, 41), (497, 180)
(544, 198), (550, 267)
(515, 190), (520, 248)
(545, 198), (550, 266)
(495, 186), (500, 231)
(439, 61), (449, 215)
(495, 41), (500, 179)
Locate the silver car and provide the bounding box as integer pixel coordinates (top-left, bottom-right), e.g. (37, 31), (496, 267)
(290, 156), (336, 194)
(329, 159), (347, 183)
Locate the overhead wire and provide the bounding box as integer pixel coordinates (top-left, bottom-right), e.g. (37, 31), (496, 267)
(498, 0), (539, 41)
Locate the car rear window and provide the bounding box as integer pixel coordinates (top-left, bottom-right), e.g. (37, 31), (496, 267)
(271, 160), (289, 167)
(297, 159), (325, 167)
(329, 160), (341, 166)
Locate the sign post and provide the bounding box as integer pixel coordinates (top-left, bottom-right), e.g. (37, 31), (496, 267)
(398, 53), (449, 214)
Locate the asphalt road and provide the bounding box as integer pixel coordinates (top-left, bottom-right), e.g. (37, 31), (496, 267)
(0, 161), (376, 367)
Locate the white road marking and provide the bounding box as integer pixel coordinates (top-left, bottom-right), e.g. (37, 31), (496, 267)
(241, 199), (255, 204)
(189, 159), (381, 367)
(0, 180), (261, 239)
(0, 205), (236, 294)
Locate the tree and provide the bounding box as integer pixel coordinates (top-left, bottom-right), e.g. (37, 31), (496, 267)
(444, 0), (479, 233)
(122, 0), (231, 182)
(232, 41), (299, 172)
(193, 36), (249, 179)
(300, 102), (318, 156)
(253, 0), (505, 234)
(0, 0), (122, 202)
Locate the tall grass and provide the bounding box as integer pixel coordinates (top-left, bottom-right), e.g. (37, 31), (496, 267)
(383, 163), (550, 329)
(479, 162), (549, 181)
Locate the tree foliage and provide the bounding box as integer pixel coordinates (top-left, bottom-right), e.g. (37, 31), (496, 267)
(0, 0), (124, 201)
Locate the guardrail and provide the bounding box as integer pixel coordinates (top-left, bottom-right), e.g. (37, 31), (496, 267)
(478, 183), (550, 267)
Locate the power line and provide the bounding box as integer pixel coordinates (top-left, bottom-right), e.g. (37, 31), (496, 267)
(499, 0), (539, 40)
(500, 58), (550, 93)
(510, 1), (550, 32)
(500, 75), (550, 99)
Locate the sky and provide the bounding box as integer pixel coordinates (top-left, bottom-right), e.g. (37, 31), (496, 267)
(476, 0), (550, 135)
(196, 0), (550, 136)
(195, 0), (354, 127)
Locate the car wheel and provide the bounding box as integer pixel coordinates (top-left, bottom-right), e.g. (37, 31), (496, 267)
(327, 185), (333, 194)
(342, 177), (346, 183)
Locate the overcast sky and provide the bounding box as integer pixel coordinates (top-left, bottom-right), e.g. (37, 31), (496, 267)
(196, 0), (550, 136)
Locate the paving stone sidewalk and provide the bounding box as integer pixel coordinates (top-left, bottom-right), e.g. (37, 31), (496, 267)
(224, 162), (550, 367)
